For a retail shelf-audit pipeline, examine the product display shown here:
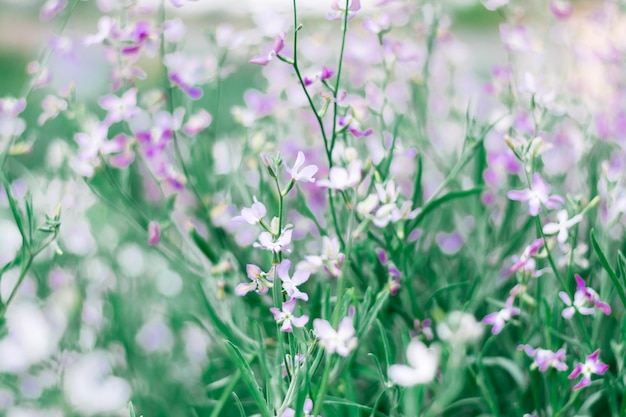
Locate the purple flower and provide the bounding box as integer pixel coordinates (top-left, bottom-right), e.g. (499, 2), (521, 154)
(249, 33), (285, 66)
(519, 345), (568, 372)
(482, 296), (520, 335)
(232, 197), (267, 225)
(235, 264), (274, 296)
(282, 399), (320, 417)
(40, 0), (68, 22)
(281, 353), (304, 378)
(148, 221), (160, 246)
(543, 210), (583, 243)
(569, 349), (609, 390)
(328, 0), (361, 21)
(559, 274), (611, 319)
(270, 298), (309, 332)
(98, 88), (140, 126)
(313, 317), (358, 357)
(164, 53), (206, 99)
(286, 151), (318, 183)
(276, 259), (310, 301)
(507, 173), (564, 216)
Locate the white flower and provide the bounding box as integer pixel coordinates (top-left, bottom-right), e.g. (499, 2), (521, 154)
(388, 340), (440, 387)
(317, 160), (362, 190)
(543, 210), (582, 244)
(232, 197), (266, 225)
(436, 311), (483, 344)
(286, 151), (318, 183)
(313, 317), (358, 356)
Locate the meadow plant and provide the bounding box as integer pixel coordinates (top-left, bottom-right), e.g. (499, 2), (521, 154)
(2, 0), (626, 417)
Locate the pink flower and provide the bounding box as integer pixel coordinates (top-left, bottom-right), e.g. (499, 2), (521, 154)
(249, 33), (285, 66)
(235, 264), (274, 296)
(569, 350), (609, 390)
(270, 298), (309, 332)
(277, 259), (310, 301)
(313, 317), (358, 356)
(148, 221), (160, 246)
(182, 109), (212, 136)
(519, 345), (568, 372)
(286, 151), (318, 183)
(507, 173), (564, 216)
(549, 1), (573, 20)
(559, 275), (611, 319)
(510, 238), (545, 275)
(482, 296), (520, 335)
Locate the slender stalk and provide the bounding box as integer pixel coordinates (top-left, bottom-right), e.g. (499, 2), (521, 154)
(329, 0), (351, 154)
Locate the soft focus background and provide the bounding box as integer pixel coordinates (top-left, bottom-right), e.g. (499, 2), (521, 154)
(2, 1), (625, 417)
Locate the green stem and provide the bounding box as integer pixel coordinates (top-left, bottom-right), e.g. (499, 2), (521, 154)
(329, 0), (351, 154)
(209, 369), (242, 417)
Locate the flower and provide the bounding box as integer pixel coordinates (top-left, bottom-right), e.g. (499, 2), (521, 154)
(234, 264), (274, 296)
(282, 399), (320, 417)
(559, 274), (611, 319)
(569, 350), (609, 390)
(388, 340), (440, 387)
(543, 210), (583, 243)
(518, 345), (568, 372)
(436, 311), (483, 344)
(40, 0), (68, 21)
(298, 236), (344, 277)
(253, 229), (293, 254)
(313, 317), (358, 357)
(510, 238), (545, 275)
(148, 221), (160, 246)
(249, 33), (285, 66)
(276, 259), (310, 301)
(317, 160), (362, 190)
(98, 88), (140, 126)
(231, 197), (267, 225)
(507, 173), (564, 216)
(286, 151), (318, 183)
(38, 94), (67, 126)
(270, 298), (309, 332)
(328, 0), (361, 21)
(182, 109), (212, 136)
(482, 296), (520, 335)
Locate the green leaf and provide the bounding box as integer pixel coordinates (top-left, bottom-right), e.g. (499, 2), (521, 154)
(480, 357), (528, 390)
(590, 229), (626, 309)
(410, 187), (483, 229)
(190, 227), (219, 264)
(232, 392), (247, 417)
(128, 401), (136, 417)
(324, 396), (389, 417)
(357, 290), (390, 340)
(224, 340), (272, 417)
